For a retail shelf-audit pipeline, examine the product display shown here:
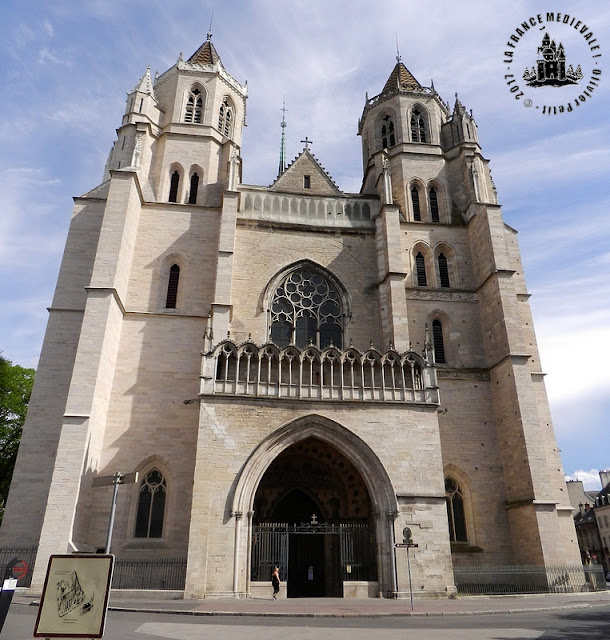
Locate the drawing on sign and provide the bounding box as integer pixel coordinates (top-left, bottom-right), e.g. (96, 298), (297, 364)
(56, 571), (93, 617)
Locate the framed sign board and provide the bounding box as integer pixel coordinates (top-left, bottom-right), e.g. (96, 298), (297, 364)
(34, 554), (114, 638)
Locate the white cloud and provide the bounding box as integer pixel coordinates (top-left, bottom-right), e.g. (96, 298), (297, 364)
(0, 0), (607, 478)
(566, 469), (604, 492)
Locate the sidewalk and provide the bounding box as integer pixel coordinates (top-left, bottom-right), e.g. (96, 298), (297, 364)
(14, 589), (610, 618)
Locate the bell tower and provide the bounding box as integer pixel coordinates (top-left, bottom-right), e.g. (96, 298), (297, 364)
(105, 34), (247, 207)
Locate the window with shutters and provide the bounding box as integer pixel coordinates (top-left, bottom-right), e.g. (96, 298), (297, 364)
(218, 96), (234, 138)
(411, 187), (421, 221)
(429, 187), (439, 222)
(184, 87), (203, 124)
(438, 253), (450, 288)
(410, 106), (428, 143)
(415, 252), (427, 286)
(432, 319), (446, 363)
(381, 114), (395, 149)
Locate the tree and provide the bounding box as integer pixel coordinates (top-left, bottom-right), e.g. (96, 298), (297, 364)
(0, 355), (35, 523)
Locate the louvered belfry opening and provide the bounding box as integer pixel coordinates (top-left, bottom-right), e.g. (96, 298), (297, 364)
(430, 187), (439, 222)
(415, 252), (427, 286)
(432, 319), (445, 363)
(411, 188), (421, 221)
(438, 253), (450, 287)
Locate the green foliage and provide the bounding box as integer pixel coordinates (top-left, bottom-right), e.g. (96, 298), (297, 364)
(0, 355), (35, 522)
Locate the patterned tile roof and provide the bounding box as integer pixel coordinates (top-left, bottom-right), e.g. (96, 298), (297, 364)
(382, 61), (422, 94)
(188, 36), (222, 66)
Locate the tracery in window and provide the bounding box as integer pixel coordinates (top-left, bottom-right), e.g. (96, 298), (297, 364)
(270, 269), (343, 349)
(415, 252), (427, 286)
(410, 107), (427, 143)
(165, 264), (180, 308)
(438, 253), (450, 288)
(188, 173), (199, 204)
(432, 318), (446, 363)
(168, 170), (180, 203)
(445, 477), (467, 542)
(135, 469), (166, 538)
(429, 187), (439, 222)
(218, 97), (234, 138)
(184, 88), (203, 123)
(411, 187), (421, 221)
(381, 114), (395, 149)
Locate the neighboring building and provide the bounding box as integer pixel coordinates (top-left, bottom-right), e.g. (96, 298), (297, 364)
(567, 472), (610, 574)
(1, 36), (581, 599)
(593, 471), (610, 572)
(566, 479), (597, 517)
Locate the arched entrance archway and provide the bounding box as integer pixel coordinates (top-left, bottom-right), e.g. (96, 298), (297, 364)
(231, 415), (398, 598)
(252, 437), (375, 597)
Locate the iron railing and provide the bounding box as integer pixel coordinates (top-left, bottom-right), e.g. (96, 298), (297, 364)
(453, 564), (607, 595)
(250, 523), (377, 583)
(111, 557), (186, 590)
(0, 545), (38, 587)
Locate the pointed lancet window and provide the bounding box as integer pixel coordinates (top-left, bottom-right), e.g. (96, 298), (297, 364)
(445, 477), (467, 542)
(410, 107), (427, 143)
(438, 253), (450, 288)
(218, 97), (233, 138)
(184, 88), (203, 124)
(411, 188), (421, 221)
(165, 264), (180, 308)
(188, 173), (199, 204)
(169, 171), (180, 203)
(135, 469), (167, 538)
(381, 114), (395, 149)
(415, 252), (427, 286)
(432, 319), (446, 363)
(429, 187), (439, 222)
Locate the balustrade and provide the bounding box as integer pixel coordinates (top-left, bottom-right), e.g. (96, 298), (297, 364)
(203, 340), (439, 404)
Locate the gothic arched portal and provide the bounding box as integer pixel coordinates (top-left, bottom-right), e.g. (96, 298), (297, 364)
(232, 415), (398, 598)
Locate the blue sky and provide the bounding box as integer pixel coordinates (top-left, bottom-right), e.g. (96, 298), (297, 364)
(1, 1), (608, 489)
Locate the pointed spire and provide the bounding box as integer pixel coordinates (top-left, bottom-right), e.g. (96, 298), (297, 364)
(278, 101), (287, 178)
(453, 92), (466, 115)
(381, 61), (422, 95)
(131, 66), (155, 96)
(188, 35), (223, 67)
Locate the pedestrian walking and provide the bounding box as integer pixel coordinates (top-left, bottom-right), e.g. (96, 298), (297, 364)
(271, 566), (280, 600)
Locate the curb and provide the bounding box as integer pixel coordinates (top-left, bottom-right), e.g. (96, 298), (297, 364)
(104, 601), (606, 618)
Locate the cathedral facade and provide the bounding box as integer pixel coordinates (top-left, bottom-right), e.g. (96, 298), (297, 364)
(1, 36), (580, 599)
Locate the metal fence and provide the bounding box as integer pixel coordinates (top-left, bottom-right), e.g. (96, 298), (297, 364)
(454, 564), (607, 595)
(111, 557), (186, 590)
(0, 545), (38, 587)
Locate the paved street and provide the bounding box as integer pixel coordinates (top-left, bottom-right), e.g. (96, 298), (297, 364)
(2, 592), (610, 640)
(3, 605), (610, 639)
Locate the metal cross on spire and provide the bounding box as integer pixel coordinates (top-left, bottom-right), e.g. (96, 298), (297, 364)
(301, 136), (313, 150)
(395, 33), (401, 64)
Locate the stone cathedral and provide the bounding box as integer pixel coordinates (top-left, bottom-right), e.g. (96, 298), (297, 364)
(1, 35), (580, 599)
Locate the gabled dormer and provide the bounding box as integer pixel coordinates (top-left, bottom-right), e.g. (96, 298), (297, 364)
(270, 147), (342, 196)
